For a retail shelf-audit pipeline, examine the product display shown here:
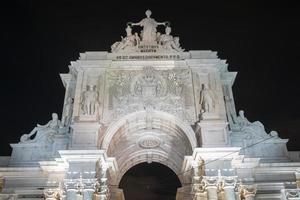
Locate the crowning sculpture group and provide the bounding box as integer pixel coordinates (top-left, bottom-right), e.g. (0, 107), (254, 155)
(111, 9), (184, 53)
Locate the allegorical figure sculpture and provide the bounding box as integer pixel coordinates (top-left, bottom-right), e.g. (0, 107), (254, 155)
(130, 9), (166, 43)
(110, 10), (184, 53)
(20, 113), (64, 143)
(62, 97), (73, 126)
(199, 84), (215, 113)
(159, 26), (184, 52)
(235, 110), (251, 128)
(111, 25), (138, 52)
(81, 85), (100, 115)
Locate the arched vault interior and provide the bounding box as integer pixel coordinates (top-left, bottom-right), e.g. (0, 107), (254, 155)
(102, 111), (196, 184)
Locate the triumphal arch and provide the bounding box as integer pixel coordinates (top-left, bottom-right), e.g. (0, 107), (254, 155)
(1, 10), (300, 200)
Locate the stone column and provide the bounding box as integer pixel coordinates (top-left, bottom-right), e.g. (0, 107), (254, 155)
(193, 182), (207, 200)
(0, 176), (4, 193)
(83, 189), (95, 200)
(203, 177), (219, 200)
(235, 192), (241, 200)
(206, 185), (218, 200)
(94, 179), (110, 200)
(221, 176), (237, 200)
(295, 170), (300, 188)
(66, 189), (77, 200)
(223, 185), (236, 200)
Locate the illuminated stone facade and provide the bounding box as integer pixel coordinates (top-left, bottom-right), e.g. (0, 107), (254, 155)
(1, 10), (300, 200)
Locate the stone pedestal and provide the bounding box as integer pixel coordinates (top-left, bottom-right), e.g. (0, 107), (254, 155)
(196, 120), (229, 147)
(70, 122), (101, 149)
(10, 134), (69, 166)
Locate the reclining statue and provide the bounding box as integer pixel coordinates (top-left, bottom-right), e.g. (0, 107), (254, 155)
(111, 26), (139, 53)
(20, 113), (66, 144)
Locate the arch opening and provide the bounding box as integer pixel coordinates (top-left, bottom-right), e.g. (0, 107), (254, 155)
(119, 162), (181, 200)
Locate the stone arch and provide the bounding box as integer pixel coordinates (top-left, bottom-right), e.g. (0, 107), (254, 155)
(116, 149), (184, 185)
(101, 110), (196, 186)
(102, 110), (197, 149)
(119, 162), (182, 200)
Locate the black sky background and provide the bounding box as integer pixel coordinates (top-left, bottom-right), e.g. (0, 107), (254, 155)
(1, 0), (300, 156)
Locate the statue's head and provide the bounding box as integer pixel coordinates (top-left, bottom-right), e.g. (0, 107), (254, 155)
(125, 25), (132, 35)
(87, 85), (95, 90)
(145, 9), (152, 18)
(67, 97), (73, 103)
(165, 26), (172, 34)
(52, 113), (58, 120)
(239, 110), (245, 117)
(174, 37), (180, 45)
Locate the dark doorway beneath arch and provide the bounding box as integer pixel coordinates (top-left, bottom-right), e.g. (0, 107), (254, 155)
(119, 162), (182, 200)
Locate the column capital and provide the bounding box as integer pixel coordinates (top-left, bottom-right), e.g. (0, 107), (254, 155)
(44, 188), (60, 200)
(202, 176), (219, 189)
(283, 189), (300, 200)
(220, 176), (237, 190)
(240, 185), (257, 199)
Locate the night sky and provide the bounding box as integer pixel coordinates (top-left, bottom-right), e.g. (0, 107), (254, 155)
(1, 1), (300, 199)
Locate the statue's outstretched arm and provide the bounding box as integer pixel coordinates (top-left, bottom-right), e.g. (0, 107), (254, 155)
(130, 21), (142, 26)
(37, 121), (51, 128)
(156, 22), (166, 26)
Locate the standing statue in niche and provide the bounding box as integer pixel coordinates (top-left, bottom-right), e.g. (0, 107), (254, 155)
(63, 97), (73, 126)
(81, 85), (100, 115)
(199, 84), (215, 114)
(130, 9), (166, 43)
(20, 113), (65, 143)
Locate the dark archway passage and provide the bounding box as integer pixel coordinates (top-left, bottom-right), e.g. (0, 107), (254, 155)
(119, 162), (182, 200)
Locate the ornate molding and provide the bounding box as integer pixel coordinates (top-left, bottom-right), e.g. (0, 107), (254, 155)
(138, 135), (161, 149)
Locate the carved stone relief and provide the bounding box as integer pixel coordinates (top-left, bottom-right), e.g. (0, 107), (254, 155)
(79, 73), (104, 118)
(103, 67), (196, 123)
(193, 70), (220, 120)
(80, 85), (100, 115)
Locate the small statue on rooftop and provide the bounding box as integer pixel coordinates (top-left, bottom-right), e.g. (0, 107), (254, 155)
(111, 26), (138, 52)
(130, 9), (166, 43)
(20, 113), (65, 143)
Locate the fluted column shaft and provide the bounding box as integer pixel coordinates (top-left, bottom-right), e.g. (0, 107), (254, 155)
(66, 189), (77, 200)
(206, 186), (218, 200)
(224, 186), (236, 200)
